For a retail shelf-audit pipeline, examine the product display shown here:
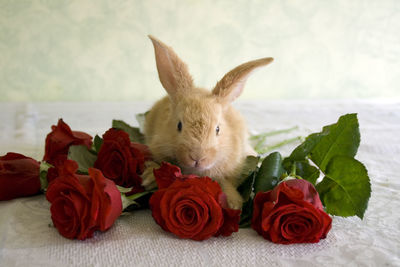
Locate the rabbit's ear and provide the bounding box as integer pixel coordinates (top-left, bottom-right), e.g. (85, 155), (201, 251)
(149, 35), (193, 100)
(212, 57), (273, 104)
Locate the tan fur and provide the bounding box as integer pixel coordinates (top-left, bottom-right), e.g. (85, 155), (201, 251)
(143, 35), (273, 209)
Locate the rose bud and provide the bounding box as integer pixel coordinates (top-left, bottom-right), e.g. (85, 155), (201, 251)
(150, 162), (240, 241)
(94, 128), (151, 189)
(46, 160), (122, 240)
(251, 179), (332, 244)
(43, 119), (92, 165)
(0, 152), (41, 201)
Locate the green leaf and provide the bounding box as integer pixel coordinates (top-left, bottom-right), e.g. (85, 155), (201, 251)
(121, 194), (139, 211)
(116, 185), (133, 193)
(93, 135), (103, 153)
(316, 156), (371, 219)
(237, 171), (256, 202)
(293, 161), (320, 185)
(112, 120), (145, 144)
(121, 190), (155, 211)
(239, 200), (253, 228)
(280, 114), (369, 219)
(237, 156), (261, 226)
(310, 113), (360, 172)
(237, 156), (259, 202)
(285, 132), (324, 162)
(39, 161), (53, 191)
(126, 190), (155, 201)
(237, 156), (259, 184)
(254, 152), (285, 193)
(68, 145), (98, 174)
(282, 133), (323, 185)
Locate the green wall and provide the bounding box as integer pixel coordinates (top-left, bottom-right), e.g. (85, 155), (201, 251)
(0, 0), (399, 101)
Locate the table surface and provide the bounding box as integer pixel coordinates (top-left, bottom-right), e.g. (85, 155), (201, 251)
(0, 100), (399, 267)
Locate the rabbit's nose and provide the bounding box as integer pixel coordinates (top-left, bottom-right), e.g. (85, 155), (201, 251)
(189, 154), (199, 167)
(189, 154), (206, 168)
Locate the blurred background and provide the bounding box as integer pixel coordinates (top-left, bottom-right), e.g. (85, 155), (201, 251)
(0, 0), (399, 102)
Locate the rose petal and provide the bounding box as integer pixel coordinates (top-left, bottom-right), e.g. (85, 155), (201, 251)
(0, 152), (41, 201)
(284, 179), (324, 210)
(43, 119), (92, 165)
(153, 162), (183, 189)
(252, 180), (332, 244)
(88, 168), (122, 231)
(94, 128), (146, 189)
(150, 176), (225, 241)
(149, 189), (169, 232)
(46, 163), (122, 240)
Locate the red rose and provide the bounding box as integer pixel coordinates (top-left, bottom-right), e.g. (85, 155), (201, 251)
(46, 154), (68, 184)
(0, 153), (41, 201)
(150, 162), (240, 241)
(94, 128), (151, 189)
(215, 193), (241, 237)
(46, 160), (122, 240)
(43, 119), (92, 165)
(251, 179), (332, 244)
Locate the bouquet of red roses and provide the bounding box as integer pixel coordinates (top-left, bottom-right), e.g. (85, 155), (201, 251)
(0, 114), (370, 244)
(0, 119), (152, 240)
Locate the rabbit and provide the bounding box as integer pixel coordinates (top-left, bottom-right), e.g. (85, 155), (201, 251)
(142, 35), (273, 209)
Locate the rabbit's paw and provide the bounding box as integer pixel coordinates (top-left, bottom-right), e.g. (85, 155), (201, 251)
(226, 191), (243, 210)
(141, 161), (159, 190)
(220, 180), (243, 210)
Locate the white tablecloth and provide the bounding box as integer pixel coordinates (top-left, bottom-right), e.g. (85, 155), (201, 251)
(0, 100), (399, 267)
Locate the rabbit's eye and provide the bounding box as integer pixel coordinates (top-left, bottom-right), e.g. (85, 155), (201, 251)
(216, 125), (220, 135)
(177, 121), (182, 132)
